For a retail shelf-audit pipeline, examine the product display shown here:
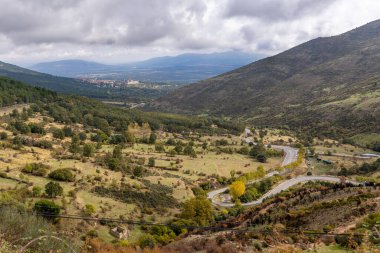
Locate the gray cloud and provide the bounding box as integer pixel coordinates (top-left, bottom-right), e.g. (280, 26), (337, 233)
(224, 0), (337, 21)
(0, 0), (379, 65)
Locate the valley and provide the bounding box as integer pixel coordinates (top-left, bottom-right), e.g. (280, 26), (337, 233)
(0, 77), (379, 252)
(0, 8), (380, 252)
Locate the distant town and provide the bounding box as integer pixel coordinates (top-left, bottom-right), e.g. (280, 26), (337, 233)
(80, 78), (179, 90)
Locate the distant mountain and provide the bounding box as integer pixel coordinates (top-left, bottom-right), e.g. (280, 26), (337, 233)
(31, 60), (113, 77)
(149, 20), (380, 137)
(30, 51), (264, 83)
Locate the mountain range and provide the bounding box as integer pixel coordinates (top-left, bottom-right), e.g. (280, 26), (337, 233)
(30, 51), (263, 84)
(149, 20), (380, 137)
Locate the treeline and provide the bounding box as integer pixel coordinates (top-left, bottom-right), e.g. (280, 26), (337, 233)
(0, 77), (57, 107)
(338, 158), (380, 176)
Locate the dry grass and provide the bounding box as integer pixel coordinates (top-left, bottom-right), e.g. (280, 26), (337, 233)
(82, 238), (178, 253)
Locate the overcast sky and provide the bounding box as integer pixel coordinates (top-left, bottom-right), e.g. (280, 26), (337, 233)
(1, 0), (380, 66)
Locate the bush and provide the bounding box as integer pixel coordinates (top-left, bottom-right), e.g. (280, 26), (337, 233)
(29, 123), (46, 134)
(48, 168), (75, 182)
(52, 128), (65, 139)
(32, 186), (43, 197)
(0, 131), (7, 140)
(34, 199), (60, 218)
(22, 163), (50, 176)
(138, 234), (156, 249)
(83, 143), (95, 157)
(84, 204), (96, 216)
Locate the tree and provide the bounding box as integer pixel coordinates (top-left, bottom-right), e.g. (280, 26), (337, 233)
(249, 142), (266, 158)
(229, 181), (246, 200)
(183, 145), (195, 156)
(78, 132), (87, 141)
(148, 157), (155, 167)
(174, 143), (183, 154)
(133, 166), (143, 177)
(149, 132), (157, 144)
(180, 196), (213, 226)
(83, 143), (95, 157)
(155, 143), (165, 152)
(168, 149), (177, 157)
(202, 142), (208, 150)
(123, 130), (135, 143)
(45, 181), (63, 198)
(112, 145), (123, 159)
(52, 128), (65, 139)
(256, 153), (267, 163)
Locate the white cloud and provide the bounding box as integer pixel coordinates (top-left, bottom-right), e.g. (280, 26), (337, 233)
(0, 0), (379, 65)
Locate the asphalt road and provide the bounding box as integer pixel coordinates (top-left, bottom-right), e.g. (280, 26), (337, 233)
(207, 128), (352, 207)
(209, 175), (357, 207)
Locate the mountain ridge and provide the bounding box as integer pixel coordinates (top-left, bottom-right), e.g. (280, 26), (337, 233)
(30, 51), (264, 83)
(148, 20), (380, 137)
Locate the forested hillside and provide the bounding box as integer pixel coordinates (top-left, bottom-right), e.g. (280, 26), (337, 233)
(0, 77), (243, 134)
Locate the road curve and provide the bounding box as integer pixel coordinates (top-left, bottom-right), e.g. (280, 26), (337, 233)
(209, 176), (357, 207)
(208, 128), (351, 207)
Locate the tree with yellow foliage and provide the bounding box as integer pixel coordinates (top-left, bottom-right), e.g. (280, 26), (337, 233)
(229, 181), (246, 200)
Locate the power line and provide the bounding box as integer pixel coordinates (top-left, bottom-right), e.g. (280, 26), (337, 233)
(35, 212), (369, 237)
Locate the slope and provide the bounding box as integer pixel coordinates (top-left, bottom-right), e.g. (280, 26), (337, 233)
(150, 20), (380, 137)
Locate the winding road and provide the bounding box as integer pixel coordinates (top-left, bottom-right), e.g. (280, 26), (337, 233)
(207, 128), (357, 207)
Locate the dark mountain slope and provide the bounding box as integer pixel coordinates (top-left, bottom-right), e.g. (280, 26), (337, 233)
(149, 20), (380, 136)
(0, 61), (104, 95)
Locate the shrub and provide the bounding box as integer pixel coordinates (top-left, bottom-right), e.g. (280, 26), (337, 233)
(52, 128), (65, 139)
(84, 204), (96, 216)
(83, 143), (95, 157)
(29, 123), (46, 134)
(138, 233), (156, 249)
(22, 163), (50, 176)
(48, 168), (75, 182)
(32, 186), (43, 197)
(148, 157), (155, 167)
(0, 131), (8, 140)
(34, 199), (60, 218)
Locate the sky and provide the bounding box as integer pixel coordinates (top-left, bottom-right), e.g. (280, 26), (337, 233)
(1, 0), (380, 66)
